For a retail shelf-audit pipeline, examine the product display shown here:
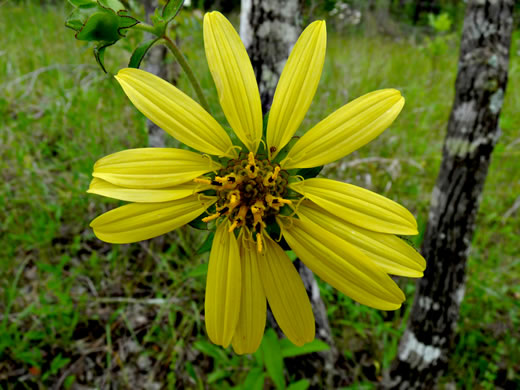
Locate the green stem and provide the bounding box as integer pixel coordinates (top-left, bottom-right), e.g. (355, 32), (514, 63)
(162, 35), (211, 113)
(133, 22), (158, 35)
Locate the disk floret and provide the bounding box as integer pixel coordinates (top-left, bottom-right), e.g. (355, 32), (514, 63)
(196, 152), (291, 251)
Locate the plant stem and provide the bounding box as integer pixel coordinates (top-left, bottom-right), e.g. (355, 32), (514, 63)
(162, 35), (210, 112)
(133, 22), (158, 35)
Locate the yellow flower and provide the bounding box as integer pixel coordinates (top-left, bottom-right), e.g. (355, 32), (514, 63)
(88, 11), (425, 354)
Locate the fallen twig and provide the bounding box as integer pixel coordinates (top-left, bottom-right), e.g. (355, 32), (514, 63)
(502, 195), (520, 222)
(89, 297), (183, 306)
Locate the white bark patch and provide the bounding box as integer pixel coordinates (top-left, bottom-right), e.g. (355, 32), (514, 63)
(487, 54), (498, 68)
(489, 88), (504, 114)
(445, 136), (492, 157)
(311, 278), (320, 302)
(418, 296), (433, 310)
(399, 330), (442, 369)
(453, 101), (477, 131)
(454, 285), (466, 305)
(239, 0), (253, 49)
(259, 64), (278, 92)
(429, 185), (443, 223)
(430, 185), (441, 209)
(445, 137), (473, 156)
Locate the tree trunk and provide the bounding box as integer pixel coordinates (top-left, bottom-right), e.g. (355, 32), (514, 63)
(240, 0), (301, 113)
(143, 0), (168, 148)
(382, 1), (514, 389)
(240, 1), (339, 385)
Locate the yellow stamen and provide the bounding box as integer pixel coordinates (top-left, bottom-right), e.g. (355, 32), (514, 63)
(228, 220), (238, 233)
(263, 166), (281, 186)
(194, 178), (212, 185)
(248, 152), (255, 166)
(215, 173), (239, 190)
(246, 151), (257, 178)
(224, 192), (240, 214)
(226, 173), (238, 183)
(263, 176), (273, 187)
(272, 166), (280, 180)
(202, 213), (220, 222)
(229, 205), (248, 232)
(266, 195), (292, 210)
(256, 232), (263, 252)
(251, 200), (265, 228)
(265, 193), (274, 206)
(251, 199), (265, 214)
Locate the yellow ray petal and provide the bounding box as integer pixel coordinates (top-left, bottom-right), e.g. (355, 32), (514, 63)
(92, 148), (221, 189)
(280, 217), (405, 310)
(232, 235), (267, 354)
(205, 221), (241, 348)
(296, 201), (425, 277)
(267, 21), (326, 160)
(115, 68), (236, 158)
(203, 11), (262, 153)
(88, 178), (209, 203)
(282, 89), (404, 169)
(90, 195), (215, 243)
(290, 178), (417, 235)
(257, 235), (315, 346)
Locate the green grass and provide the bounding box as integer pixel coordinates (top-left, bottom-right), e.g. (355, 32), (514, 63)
(1, 2), (519, 389)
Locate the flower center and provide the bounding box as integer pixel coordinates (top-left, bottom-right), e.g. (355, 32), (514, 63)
(196, 152), (291, 251)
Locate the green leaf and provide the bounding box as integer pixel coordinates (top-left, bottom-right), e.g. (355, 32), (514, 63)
(65, 4), (97, 32)
(253, 345), (264, 367)
(286, 250), (297, 262)
(189, 214), (209, 230)
(64, 375), (76, 389)
(208, 369), (231, 383)
(68, 0), (96, 6)
(162, 0), (184, 22)
(151, 7), (164, 25)
(185, 361), (197, 382)
(193, 339), (230, 363)
(295, 166), (322, 179)
(287, 379), (310, 390)
(185, 263), (208, 278)
(94, 43), (110, 73)
(261, 111), (270, 147)
(98, 0), (125, 13)
(66, 1), (138, 42)
(197, 231), (215, 255)
(128, 37), (161, 68)
(279, 339), (330, 358)
(242, 367), (265, 390)
(50, 354), (71, 373)
(272, 136), (298, 165)
(76, 11), (121, 41)
(261, 329), (285, 390)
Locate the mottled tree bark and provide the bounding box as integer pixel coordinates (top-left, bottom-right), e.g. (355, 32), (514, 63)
(240, 1), (339, 385)
(240, 0), (301, 113)
(382, 1), (514, 389)
(143, 0), (177, 148)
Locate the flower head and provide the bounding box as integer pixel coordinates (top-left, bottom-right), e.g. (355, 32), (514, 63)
(88, 11), (425, 354)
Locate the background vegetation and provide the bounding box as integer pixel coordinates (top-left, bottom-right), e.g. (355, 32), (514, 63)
(1, 1), (519, 388)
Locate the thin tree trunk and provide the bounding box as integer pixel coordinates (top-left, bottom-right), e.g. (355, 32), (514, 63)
(382, 1), (514, 389)
(143, 0), (180, 148)
(240, 1), (339, 385)
(240, 0), (301, 113)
